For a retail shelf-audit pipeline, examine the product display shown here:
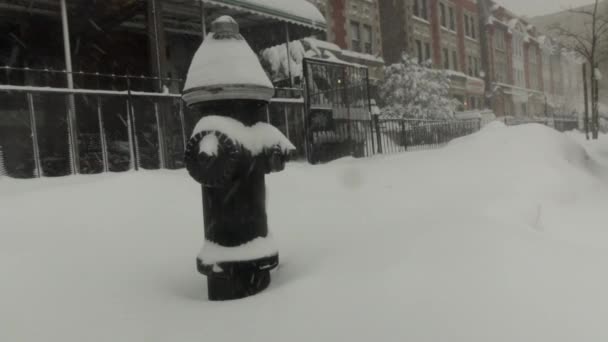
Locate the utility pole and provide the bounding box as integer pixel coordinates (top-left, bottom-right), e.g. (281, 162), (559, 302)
(583, 63), (590, 139)
(593, 63), (600, 139)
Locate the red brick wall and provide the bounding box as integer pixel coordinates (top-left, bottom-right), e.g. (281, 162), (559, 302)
(456, 6), (466, 72)
(332, 0), (348, 49)
(488, 26), (495, 83)
(429, 0), (442, 67)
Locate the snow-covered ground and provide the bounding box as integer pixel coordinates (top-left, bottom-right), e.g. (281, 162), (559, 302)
(1, 123), (607, 342)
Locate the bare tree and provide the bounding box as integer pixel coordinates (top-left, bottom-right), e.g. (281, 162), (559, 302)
(550, 0), (608, 139)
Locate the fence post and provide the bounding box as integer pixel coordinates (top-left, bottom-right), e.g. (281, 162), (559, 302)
(179, 100), (187, 150)
(26, 93), (43, 178)
(97, 96), (109, 173)
(126, 78), (139, 171)
(154, 101), (167, 169)
(400, 120), (407, 151)
(373, 114), (382, 154)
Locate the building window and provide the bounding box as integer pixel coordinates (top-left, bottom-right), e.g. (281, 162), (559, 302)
(425, 42), (431, 62)
(362, 25), (373, 54)
(468, 55), (473, 76)
(470, 17), (476, 39)
(452, 50), (458, 71)
(494, 30), (505, 50)
(414, 0), (428, 20)
(464, 14), (470, 37)
(416, 40), (423, 63)
(440, 3), (447, 28)
(350, 21), (361, 52)
(449, 7), (455, 31)
(474, 57), (479, 77)
(443, 48), (449, 69)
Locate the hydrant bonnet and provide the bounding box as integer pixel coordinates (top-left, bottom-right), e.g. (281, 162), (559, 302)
(182, 16), (275, 106)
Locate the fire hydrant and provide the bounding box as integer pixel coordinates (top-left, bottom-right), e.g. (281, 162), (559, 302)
(182, 16), (295, 301)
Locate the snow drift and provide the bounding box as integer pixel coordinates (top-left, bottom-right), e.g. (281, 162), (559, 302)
(1, 124), (607, 342)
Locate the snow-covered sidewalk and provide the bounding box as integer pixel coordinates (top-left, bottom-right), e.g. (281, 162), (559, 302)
(1, 123), (607, 342)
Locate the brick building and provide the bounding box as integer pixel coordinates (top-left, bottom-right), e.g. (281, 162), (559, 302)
(481, 1), (583, 118)
(308, 0), (385, 79)
(379, 0), (485, 111)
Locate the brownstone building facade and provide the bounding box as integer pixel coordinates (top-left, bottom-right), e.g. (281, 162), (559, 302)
(379, 0), (485, 110)
(308, 0), (385, 79)
(482, 1), (583, 117)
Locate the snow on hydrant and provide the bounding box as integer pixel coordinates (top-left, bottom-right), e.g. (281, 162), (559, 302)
(182, 16), (295, 301)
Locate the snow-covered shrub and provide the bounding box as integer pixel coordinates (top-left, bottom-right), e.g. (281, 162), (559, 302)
(380, 54), (453, 119)
(260, 40), (306, 83)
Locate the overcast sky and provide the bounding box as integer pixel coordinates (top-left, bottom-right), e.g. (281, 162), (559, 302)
(496, 0), (594, 17)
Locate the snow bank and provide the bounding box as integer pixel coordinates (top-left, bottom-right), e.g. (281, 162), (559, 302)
(1, 125), (608, 342)
(192, 115), (295, 155)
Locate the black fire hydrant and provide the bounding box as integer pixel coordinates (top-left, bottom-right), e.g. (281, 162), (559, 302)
(182, 16), (294, 301)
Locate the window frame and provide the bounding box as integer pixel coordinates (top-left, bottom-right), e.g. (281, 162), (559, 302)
(362, 24), (373, 54)
(350, 21), (361, 52)
(440, 3), (447, 28)
(449, 7), (456, 31)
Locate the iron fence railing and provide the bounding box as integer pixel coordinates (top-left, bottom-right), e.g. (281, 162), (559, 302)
(0, 85), (188, 178)
(503, 116), (579, 132)
(306, 117), (483, 163)
(375, 118), (482, 154)
(0, 83), (307, 179)
(0, 65), (185, 93)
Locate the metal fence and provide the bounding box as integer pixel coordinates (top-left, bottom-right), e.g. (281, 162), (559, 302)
(503, 116), (579, 132)
(306, 116), (483, 163)
(302, 57), (374, 163)
(0, 85), (189, 178)
(0, 66), (184, 93)
(374, 118), (482, 154)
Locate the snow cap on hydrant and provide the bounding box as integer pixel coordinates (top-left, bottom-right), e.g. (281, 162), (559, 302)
(182, 16), (275, 106)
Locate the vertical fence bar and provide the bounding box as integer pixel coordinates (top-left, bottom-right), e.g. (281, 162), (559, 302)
(26, 93), (43, 178)
(285, 23), (294, 88)
(154, 101), (167, 169)
(97, 96), (109, 173)
(125, 98), (139, 171)
(200, 0), (207, 37)
(283, 105), (290, 140)
(126, 78), (139, 171)
(302, 59), (312, 163)
(374, 115), (382, 154)
(179, 100), (187, 150)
